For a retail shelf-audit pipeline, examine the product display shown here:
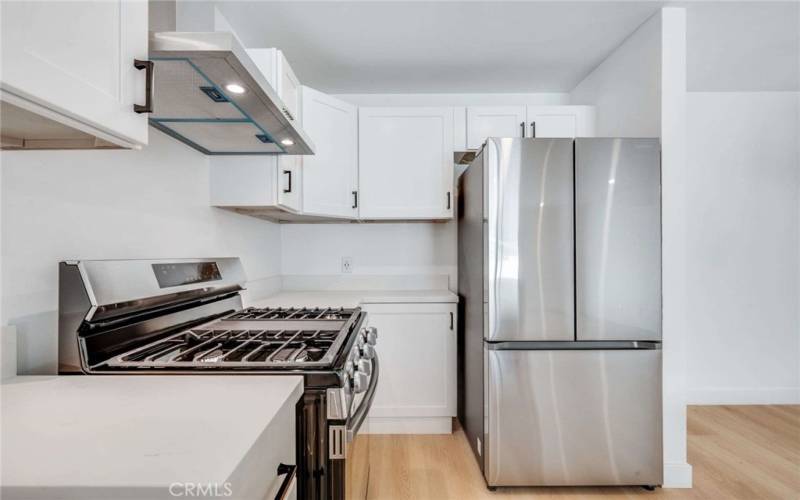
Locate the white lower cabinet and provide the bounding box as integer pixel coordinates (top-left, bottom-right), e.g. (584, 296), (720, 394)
(363, 302), (457, 434)
(260, 392), (298, 500)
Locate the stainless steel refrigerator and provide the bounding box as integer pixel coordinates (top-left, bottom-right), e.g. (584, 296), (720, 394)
(457, 137), (662, 488)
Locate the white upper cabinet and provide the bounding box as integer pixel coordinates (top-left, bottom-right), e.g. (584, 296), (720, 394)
(278, 54), (301, 124)
(0, 0), (149, 148)
(301, 86), (359, 218)
(465, 105), (596, 148)
(248, 48), (301, 124)
(209, 49), (304, 215)
(525, 105), (596, 138)
(358, 107), (455, 220)
(210, 156), (279, 208)
(277, 155), (303, 212)
(208, 149), (302, 214)
(466, 106), (526, 149)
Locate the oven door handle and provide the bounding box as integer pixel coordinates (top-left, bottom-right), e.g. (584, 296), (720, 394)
(346, 353), (379, 443)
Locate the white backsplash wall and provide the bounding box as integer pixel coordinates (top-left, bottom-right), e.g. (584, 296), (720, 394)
(1, 131), (282, 374)
(281, 222), (457, 290)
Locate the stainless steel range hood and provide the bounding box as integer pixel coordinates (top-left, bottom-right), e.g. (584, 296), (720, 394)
(148, 31), (314, 155)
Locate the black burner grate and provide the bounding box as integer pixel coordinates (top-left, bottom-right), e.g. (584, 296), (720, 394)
(225, 307), (357, 321)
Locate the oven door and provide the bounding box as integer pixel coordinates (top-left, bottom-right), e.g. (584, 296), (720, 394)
(344, 354), (379, 500)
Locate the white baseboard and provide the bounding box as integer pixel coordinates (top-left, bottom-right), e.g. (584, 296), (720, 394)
(365, 417), (452, 434)
(663, 462), (693, 488)
(687, 387), (800, 405)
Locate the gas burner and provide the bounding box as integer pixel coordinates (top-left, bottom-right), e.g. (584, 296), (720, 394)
(225, 307), (357, 321)
(105, 307), (361, 370)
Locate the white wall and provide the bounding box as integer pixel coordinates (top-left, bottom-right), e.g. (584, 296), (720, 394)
(281, 222), (456, 287)
(685, 1), (799, 92)
(569, 14), (661, 136)
(685, 91), (800, 404)
(1, 131), (282, 374)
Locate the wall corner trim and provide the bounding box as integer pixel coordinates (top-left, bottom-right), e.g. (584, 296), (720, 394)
(663, 462), (693, 488)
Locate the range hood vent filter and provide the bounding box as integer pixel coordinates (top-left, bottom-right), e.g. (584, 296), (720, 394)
(148, 32), (314, 156)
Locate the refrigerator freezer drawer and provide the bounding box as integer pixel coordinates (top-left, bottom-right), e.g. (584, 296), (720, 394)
(485, 348), (662, 486)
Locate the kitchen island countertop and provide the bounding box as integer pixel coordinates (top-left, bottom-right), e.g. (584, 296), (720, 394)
(1, 375), (303, 500)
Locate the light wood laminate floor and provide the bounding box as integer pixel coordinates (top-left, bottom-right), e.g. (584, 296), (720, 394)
(367, 405), (800, 499)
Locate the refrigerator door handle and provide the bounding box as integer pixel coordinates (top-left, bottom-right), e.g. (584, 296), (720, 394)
(486, 341), (662, 351)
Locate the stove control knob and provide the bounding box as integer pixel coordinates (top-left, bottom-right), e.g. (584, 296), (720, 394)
(344, 376), (353, 395)
(360, 344), (376, 360)
(366, 327), (378, 346)
(352, 371), (368, 394)
(357, 358), (372, 376)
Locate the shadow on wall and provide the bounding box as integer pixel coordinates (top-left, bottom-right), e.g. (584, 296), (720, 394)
(9, 310), (58, 375)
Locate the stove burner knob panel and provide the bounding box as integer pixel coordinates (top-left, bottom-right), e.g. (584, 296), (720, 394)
(352, 371), (368, 394)
(360, 344), (376, 360)
(357, 358), (372, 376)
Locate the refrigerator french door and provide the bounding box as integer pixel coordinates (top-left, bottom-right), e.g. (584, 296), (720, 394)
(458, 137), (663, 489)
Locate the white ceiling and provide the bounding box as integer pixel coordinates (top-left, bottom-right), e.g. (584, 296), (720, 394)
(212, 1), (664, 94)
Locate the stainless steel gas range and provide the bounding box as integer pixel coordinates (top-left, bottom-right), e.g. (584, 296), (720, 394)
(58, 258), (378, 500)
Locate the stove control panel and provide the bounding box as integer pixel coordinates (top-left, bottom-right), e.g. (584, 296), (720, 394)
(343, 326), (379, 397)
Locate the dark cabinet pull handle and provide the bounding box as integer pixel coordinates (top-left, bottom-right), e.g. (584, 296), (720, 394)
(520, 121), (525, 138)
(447, 191), (451, 210)
(530, 121), (536, 138)
(283, 170), (292, 193)
(133, 59), (154, 114)
(274, 463), (296, 500)
(352, 190), (358, 209)
(450, 311), (454, 330)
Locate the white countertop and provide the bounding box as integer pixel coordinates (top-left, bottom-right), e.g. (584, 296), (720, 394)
(1, 375), (303, 499)
(248, 289), (458, 309)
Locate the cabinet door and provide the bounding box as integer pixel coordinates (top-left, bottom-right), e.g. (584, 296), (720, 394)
(466, 106), (526, 149)
(0, 0), (148, 147)
(358, 107), (454, 219)
(277, 155), (302, 212)
(277, 51), (301, 124)
(300, 86), (358, 218)
(209, 156), (277, 207)
(526, 105), (596, 138)
(363, 303), (457, 418)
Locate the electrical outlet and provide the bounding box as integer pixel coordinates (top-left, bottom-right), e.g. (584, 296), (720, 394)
(341, 257), (353, 273)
